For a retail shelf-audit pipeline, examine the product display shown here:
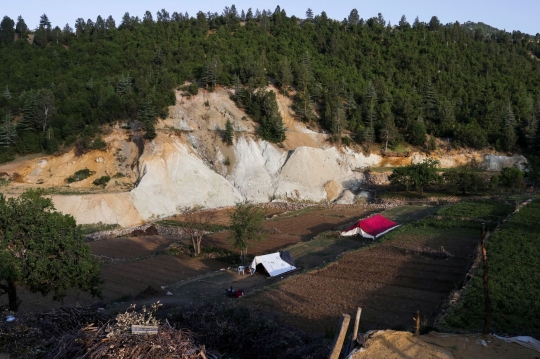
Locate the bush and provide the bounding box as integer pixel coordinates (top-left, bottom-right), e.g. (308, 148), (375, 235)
(443, 168), (487, 194)
(188, 83), (198, 95)
(0, 148), (15, 164)
(90, 136), (107, 150)
(388, 158), (442, 194)
(67, 168), (94, 183)
(92, 175), (110, 187)
(500, 166), (525, 190)
(407, 121), (427, 146)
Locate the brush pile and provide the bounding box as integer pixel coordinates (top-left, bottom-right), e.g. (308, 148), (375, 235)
(0, 303), (210, 359)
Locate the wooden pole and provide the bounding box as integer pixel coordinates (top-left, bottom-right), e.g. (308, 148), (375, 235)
(414, 310), (420, 336)
(328, 314), (350, 359)
(481, 222), (492, 334)
(347, 308), (362, 355)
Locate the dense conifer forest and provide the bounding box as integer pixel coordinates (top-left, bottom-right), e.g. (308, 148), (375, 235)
(1, 6), (540, 161)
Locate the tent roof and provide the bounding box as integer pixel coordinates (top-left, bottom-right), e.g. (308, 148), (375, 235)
(251, 252), (297, 277)
(342, 214), (399, 238)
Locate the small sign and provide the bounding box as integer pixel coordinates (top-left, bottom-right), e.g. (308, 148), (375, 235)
(131, 325), (158, 335)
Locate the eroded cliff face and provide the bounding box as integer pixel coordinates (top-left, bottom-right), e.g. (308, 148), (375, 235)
(0, 88), (528, 227)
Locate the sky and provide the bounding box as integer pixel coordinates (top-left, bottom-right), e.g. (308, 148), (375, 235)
(3, 0), (540, 35)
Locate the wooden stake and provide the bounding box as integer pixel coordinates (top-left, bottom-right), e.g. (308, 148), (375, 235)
(481, 222), (492, 334)
(347, 307), (362, 355)
(414, 311), (420, 336)
(328, 314), (350, 359)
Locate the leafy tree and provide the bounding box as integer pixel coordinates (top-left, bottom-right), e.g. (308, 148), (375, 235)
(500, 166), (525, 190)
(524, 155), (540, 188)
(181, 206), (216, 256)
(223, 119), (234, 146)
(408, 120), (427, 146)
(228, 202), (266, 262)
(389, 158), (442, 194)
(0, 190), (102, 311)
(443, 168), (487, 194)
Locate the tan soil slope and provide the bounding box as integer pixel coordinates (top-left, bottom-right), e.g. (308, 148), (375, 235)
(0, 127), (138, 191)
(351, 331), (539, 359)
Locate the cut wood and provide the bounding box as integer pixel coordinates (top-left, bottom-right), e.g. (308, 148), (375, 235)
(131, 325), (158, 335)
(329, 314), (350, 359)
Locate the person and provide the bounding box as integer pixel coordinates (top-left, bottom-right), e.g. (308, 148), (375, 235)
(226, 286), (234, 297)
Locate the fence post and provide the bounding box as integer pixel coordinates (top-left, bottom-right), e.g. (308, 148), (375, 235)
(346, 308), (362, 355)
(481, 222), (492, 334)
(328, 314), (350, 359)
(414, 310), (420, 336)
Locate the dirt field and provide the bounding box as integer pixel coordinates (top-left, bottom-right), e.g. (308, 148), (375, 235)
(204, 206), (378, 255)
(244, 225), (479, 334)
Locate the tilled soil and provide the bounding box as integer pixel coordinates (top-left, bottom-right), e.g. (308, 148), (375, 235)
(89, 235), (180, 259)
(205, 206), (375, 255)
(247, 228), (478, 333)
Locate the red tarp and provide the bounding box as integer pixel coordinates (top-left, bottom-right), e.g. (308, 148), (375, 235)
(343, 214), (399, 237)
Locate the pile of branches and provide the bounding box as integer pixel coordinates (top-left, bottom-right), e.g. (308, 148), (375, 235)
(0, 304), (210, 359)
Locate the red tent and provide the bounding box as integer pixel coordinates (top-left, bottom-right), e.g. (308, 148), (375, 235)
(340, 214), (400, 239)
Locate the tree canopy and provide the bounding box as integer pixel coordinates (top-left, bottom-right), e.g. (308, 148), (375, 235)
(228, 202), (266, 262)
(0, 190), (101, 311)
(1, 7), (540, 159)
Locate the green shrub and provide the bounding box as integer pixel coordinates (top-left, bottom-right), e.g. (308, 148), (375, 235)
(67, 168), (94, 183)
(90, 136), (107, 150)
(92, 175), (111, 187)
(500, 166), (525, 190)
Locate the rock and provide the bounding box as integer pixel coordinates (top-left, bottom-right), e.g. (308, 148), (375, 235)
(96, 157), (104, 163)
(325, 180), (344, 202)
(335, 190), (355, 204)
(166, 291), (173, 296)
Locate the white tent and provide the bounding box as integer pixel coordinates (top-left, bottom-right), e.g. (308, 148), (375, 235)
(250, 252), (297, 277)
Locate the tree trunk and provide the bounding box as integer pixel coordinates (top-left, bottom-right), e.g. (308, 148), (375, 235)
(7, 281), (19, 312)
(196, 237), (201, 256)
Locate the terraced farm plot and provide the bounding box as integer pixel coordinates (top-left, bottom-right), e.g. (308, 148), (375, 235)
(90, 235), (180, 259)
(245, 225), (480, 334)
(205, 206), (376, 255)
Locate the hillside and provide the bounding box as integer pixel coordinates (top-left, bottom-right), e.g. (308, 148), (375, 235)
(0, 87), (526, 227)
(1, 7), (540, 163)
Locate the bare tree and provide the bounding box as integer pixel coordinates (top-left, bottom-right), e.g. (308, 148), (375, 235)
(181, 206), (216, 256)
(37, 89), (56, 135)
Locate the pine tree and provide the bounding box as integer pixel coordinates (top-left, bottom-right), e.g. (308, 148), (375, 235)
(503, 104), (517, 151)
(363, 126), (375, 150)
(223, 119), (234, 146)
(278, 57), (293, 90)
(348, 9), (360, 25)
(305, 8), (314, 21)
(116, 73), (132, 95)
(3, 86), (12, 100)
(0, 111), (16, 147)
(138, 93), (157, 139)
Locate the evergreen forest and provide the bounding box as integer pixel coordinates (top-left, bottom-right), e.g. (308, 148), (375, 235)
(1, 6), (540, 162)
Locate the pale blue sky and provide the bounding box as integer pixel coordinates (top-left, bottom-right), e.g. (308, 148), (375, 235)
(3, 0), (540, 35)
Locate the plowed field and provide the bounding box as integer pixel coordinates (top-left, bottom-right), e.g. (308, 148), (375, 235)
(205, 206), (376, 255)
(246, 226), (478, 334)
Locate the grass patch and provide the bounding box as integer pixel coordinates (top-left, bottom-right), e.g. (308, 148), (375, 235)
(442, 197), (540, 336)
(436, 200), (513, 220)
(79, 222), (120, 235)
(158, 219), (229, 232)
